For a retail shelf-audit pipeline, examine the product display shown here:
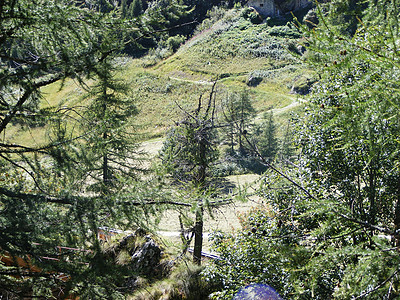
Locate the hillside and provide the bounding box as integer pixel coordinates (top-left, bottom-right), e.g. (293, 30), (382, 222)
(130, 7), (312, 137)
(2, 3), (311, 280)
(4, 7), (312, 254)
(4, 1), (400, 298)
(8, 7), (312, 147)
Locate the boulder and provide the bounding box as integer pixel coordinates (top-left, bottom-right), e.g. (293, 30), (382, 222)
(131, 236), (162, 276)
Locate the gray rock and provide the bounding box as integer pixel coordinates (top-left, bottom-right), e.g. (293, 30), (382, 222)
(131, 239), (162, 276)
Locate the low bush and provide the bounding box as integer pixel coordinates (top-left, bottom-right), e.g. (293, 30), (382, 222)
(167, 35), (186, 52)
(241, 6), (263, 24)
(202, 205), (304, 300)
(212, 150), (267, 177)
(129, 261), (212, 300)
(268, 25), (302, 39)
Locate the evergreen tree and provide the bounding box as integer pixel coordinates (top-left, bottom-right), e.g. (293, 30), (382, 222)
(256, 111), (279, 160)
(77, 59), (141, 194)
(324, 0), (367, 36)
(0, 0), (159, 297)
(222, 90), (255, 153)
(279, 120), (295, 162)
(205, 2), (400, 299)
(160, 84), (219, 264)
(143, 0), (191, 35)
(290, 0), (400, 297)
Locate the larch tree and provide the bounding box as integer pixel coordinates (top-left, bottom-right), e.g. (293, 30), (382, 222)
(204, 1), (400, 299)
(159, 83), (220, 265)
(256, 111), (279, 161)
(77, 59), (143, 195)
(0, 0), (166, 298)
(221, 89), (255, 153)
(291, 0), (400, 297)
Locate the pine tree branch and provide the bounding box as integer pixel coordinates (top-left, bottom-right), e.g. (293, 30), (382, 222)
(0, 74), (63, 135)
(0, 187), (75, 205)
(338, 213), (393, 236)
(0, 53), (41, 66)
(0, 154), (46, 194)
(0, 143), (49, 154)
(0, 187), (193, 207)
(0, 129), (95, 154)
(354, 267), (400, 299)
(243, 132), (317, 200)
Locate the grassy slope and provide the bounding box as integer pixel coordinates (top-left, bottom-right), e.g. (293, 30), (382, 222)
(130, 8), (312, 138)
(8, 7), (311, 146)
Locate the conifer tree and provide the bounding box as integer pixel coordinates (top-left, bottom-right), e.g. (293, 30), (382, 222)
(78, 59), (141, 194)
(291, 0), (400, 297)
(160, 84), (219, 264)
(222, 90), (255, 153)
(205, 2), (400, 299)
(257, 111), (279, 160)
(0, 0), (160, 297)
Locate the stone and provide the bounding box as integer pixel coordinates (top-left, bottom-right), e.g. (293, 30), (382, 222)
(131, 237), (162, 276)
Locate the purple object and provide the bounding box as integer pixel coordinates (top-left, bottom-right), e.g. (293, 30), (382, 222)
(233, 284), (283, 300)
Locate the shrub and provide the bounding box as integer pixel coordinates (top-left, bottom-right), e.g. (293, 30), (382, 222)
(241, 7), (263, 24)
(167, 35), (186, 52)
(268, 25), (302, 38)
(248, 11), (263, 24)
(129, 262), (212, 300)
(202, 205), (304, 300)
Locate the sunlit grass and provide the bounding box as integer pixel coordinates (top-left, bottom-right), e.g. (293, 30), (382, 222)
(9, 7), (312, 148)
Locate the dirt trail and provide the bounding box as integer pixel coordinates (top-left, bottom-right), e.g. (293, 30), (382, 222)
(166, 73), (307, 115)
(271, 96), (305, 114)
(168, 76), (214, 85)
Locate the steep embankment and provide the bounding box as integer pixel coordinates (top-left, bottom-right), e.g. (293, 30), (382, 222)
(128, 7), (313, 138)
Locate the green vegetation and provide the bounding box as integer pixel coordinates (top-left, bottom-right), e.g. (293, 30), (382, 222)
(159, 84), (220, 264)
(0, 1), (309, 297)
(4, 0), (400, 299)
(201, 1), (400, 299)
(0, 0), (185, 298)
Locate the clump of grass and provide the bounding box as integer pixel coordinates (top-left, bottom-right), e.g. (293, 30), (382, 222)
(128, 261), (212, 300)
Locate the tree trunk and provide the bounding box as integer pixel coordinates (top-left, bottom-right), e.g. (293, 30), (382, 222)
(103, 131), (110, 187)
(368, 166), (376, 237)
(193, 204), (203, 265)
(394, 177), (400, 247)
(193, 135), (206, 265)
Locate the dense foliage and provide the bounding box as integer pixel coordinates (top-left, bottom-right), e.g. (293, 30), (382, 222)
(0, 0), (166, 298)
(203, 0), (400, 299)
(3, 0), (400, 298)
